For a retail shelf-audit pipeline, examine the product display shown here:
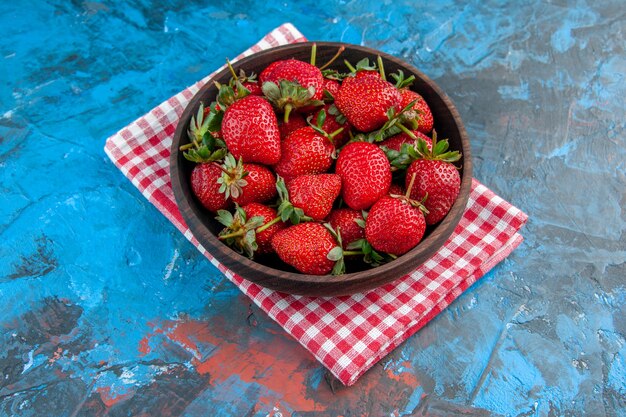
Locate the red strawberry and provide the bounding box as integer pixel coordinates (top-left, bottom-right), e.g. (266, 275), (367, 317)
(335, 75), (401, 132)
(399, 89), (434, 134)
(241, 81), (262, 96)
(274, 127), (335, 182)
(379, 131), (432, 152)
(336, 142), (391, 210)
(388, 183), (404, 196)
(343, 57), (380, 80)
(322, 78), (340, 98)
(221, 95), (281, 164)
(287, 174), (341, 221)
(190, 163), (231, 212)
(242, 203), (286, 254)
(216, 154), (277, 207)
(327, 208), (365, 249)
(271, 222), (339, 275)
(278, 113), (308, 140)
(365, 195), (426, 255)
(355, 69), (381, 79)
(406, 160), (460, 225)
(312, 104), (351, 148)
(405, 134), (462, 225)
(263, 59), (325, 101)
(259, 61), (282, 84)
(232, 164), (277, 207)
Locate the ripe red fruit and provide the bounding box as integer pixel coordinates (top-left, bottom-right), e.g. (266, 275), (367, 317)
(336, 142), (391, 210)
(365, 196), (426, 255)
(274, 127), (335, 182)
(259, 61), (282, 84)
(335, 76), (401, 131)
(388, 183), (404, 196)
(232, 164), (277, 207)
(278, 113), (308, 140)
(322, 78), (340, 98)
(327, 208), (365, 249)
(263, 59), (325, 101)
(242, 203), (286, 254)
(221, 95), (281, 164)
(241, 81), (262, 96)
(399, 89), (434, 134)
(190, 163), (231, 212)
(287, 174), (341, 220)
(354, 69), (381, 79)
(406, 159), (460, 225)
(271, 222), (339, 275)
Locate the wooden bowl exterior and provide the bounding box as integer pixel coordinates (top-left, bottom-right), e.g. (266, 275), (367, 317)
(170, 42), (472, 296)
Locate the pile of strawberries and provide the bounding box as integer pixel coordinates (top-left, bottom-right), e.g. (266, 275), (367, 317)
(182, 45), (462, 276)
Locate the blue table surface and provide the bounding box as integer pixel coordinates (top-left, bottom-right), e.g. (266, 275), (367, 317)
(1, 1), (625, 416)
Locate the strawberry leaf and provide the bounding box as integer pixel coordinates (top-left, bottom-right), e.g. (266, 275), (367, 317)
(391, 70), (415, 89)
(217, 84), (236, 108)
(262, 81), (281, 101)
(215, 210), (234, 227)
(331, 258), (345, 275)
(326, 246), (343, 262)
(206, 110), (223, 133)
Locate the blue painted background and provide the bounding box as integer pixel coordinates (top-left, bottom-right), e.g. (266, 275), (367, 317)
(1, 1), (625, 416)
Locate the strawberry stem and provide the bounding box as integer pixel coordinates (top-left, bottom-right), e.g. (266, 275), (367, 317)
(377, 55), (386, 81)
(212, 161), (231, 176)
(226, 58), (238, 80)
(283, 104), (293, 123)
(328, 127), (345, 139)
(179, 142), (196, 151)
(343, 250), (364, 256)
(397, 123), (417, 139)
(405, 172), (417, 199)
(343, 59), (357, 73)
(310, 43), (317, 66)
(319, 46), (346, 70)
(218, 230), (245, 240)
(256, 216), (281, 233)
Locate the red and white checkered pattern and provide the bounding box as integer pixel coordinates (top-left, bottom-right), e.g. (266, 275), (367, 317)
(104, 23), (528, 386)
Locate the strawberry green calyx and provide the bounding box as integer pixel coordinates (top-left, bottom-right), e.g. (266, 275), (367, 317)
(326, 104), (348, 125)
(275, 176), (313, 224)
(216, 205), (265, 258)
(343, 57), (377, 75)
(359, 97), (420, 143)
(384, 131), (457, 172)
(321, 68), (348, 81)
(416, 130), (461, 162)
(226, 58), (258, 87)
(391, 69), (416, 89)
(323, 223), (349, 275)
(216, 153), (248, 199)
(181, 102), (227, 163)
(345, 238), (395, 266)
(216, 81), (249, 109)
(262, 80), (324, 123)
(186, 102), (223, 144)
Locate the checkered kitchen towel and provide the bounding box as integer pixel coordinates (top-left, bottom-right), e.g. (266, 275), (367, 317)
(104, 23), (528, 386)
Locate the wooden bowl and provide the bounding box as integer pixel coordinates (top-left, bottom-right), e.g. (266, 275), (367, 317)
(171, 42), (472, 297)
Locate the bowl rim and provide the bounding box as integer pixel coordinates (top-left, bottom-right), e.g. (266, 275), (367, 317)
(170, 41), (472, 295)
